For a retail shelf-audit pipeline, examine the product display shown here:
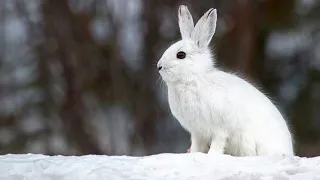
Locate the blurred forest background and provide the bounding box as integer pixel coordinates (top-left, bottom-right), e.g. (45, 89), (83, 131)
(0, 0), (320, 157)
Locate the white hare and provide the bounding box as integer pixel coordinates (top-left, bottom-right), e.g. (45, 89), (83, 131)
(157, 5), (294, 156)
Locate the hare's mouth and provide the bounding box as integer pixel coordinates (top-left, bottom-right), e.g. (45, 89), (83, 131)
(158, 68), (171, 80)
(159, 67), (180, 83)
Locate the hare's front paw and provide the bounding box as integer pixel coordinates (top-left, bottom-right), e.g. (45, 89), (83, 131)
(207, 134), (227, 155)
(189, 135), (209, 153)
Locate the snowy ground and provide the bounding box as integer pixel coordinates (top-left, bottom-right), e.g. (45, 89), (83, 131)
(0, 153), (320, 180)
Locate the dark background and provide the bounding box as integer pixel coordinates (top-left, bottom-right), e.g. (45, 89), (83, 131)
(0, 0), (319, 157)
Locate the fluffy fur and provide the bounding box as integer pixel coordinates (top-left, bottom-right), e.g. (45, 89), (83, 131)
(157, 5), (294, 156)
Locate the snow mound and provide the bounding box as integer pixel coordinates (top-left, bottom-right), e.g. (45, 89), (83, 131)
(0, 153), (319, 180)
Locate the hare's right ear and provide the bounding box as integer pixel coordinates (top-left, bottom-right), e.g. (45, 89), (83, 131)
(191, 8), (217, 48)
(178, 5), (194, 39)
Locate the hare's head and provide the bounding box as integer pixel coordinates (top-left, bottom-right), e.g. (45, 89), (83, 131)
(157, 5), (217, 84)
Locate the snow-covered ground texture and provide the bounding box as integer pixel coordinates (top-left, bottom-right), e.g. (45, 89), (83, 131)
(0, 153), (320, 180)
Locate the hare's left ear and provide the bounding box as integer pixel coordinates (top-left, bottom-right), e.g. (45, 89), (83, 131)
(178, 5), (194, 39)
(191, 8), (217, 48)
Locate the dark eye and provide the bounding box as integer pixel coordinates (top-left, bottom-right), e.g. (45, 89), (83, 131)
(176, 51), (186, 59)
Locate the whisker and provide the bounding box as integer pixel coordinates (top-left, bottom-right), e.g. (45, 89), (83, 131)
(154, 76), (161, 89)
(160, 79), (166, 94)
(152, 59), (159, 66)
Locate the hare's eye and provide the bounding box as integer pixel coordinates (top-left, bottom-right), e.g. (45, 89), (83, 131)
(177, 51), (186, 59)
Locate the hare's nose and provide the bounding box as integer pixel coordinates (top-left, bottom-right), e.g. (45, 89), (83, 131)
(157, 61), (163, 71)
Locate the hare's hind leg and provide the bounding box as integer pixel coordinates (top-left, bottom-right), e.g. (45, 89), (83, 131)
(226, 133), (257, 156)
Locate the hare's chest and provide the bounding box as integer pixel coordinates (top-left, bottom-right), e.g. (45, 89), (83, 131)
(167, 87), (212, 133)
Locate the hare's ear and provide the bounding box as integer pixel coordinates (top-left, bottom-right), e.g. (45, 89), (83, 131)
(178, 5), (194, 39)
(191, 8), (217, 48)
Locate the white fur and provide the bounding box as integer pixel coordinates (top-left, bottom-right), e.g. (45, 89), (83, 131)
(157, 5), (294, 156)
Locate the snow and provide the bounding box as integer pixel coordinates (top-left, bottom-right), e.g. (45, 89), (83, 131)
(0, 153), (320, 180)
